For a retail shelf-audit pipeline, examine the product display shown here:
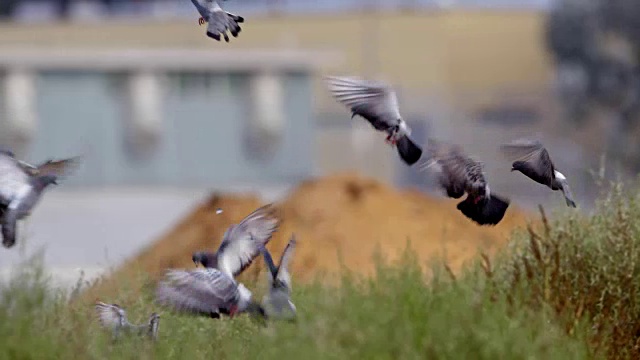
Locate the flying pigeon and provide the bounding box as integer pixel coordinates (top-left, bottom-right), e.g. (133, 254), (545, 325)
(419, 140), (510, 226)
(324, 75), (424, 166)
(259, 235), (297, 321)
(94, 301), (160, 341)
(500, 138), (577, 208)
(155, 267), (264, 319)
(190, 0), (244, 42)
(0, 151), (80, 248)
(191, 203), (279, 278)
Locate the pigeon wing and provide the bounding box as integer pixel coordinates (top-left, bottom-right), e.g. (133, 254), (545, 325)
(205, 1), (244, 42)
(259, 244), (279, 283)
(30, 156), (81, 179)
(95, 301), (128, 328)
(325, 76), (401, 131)
(215, 204), (279, 278)
(275, 235), (297, 291)
(155, 268), (239, 315)
(436, 150), (474, 198)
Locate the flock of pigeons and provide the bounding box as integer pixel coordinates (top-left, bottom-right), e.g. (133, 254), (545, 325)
(185, 0), (578, 224)
(93, 204), (294, 340)
(324, 75), (578, 226)
(0, 1), (577, 341)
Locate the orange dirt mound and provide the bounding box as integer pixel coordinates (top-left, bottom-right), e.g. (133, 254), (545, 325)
(82, 172), (531, 301)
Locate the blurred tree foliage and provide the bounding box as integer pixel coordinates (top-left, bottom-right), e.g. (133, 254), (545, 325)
(546, 0), (640, 170)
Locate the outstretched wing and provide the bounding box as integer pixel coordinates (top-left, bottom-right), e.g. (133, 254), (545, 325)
(205, 1), (244, 42)
(95, 301), (127, 328)
(155, 268), (239, 315)
(325, 76), (401, 131)
(24, 156), (81, 179)
(422, 142), (473, 199)
(259, 245), (278, 282)
(275, 235), (297, 290)
(216, 204), (279, 278)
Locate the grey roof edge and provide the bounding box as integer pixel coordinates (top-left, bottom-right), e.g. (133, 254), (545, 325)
(0, 47), (345, 72)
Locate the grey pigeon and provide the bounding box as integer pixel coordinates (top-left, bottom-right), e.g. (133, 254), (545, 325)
(500, 138), (577, 208)
(155, 267), (264, 319)
(325, 76), (424, 166)
(94, 301), (160, 341)
(419, 139), (510, 226)
(0, 151), (80, 248)
(192, 203), (279, 278)
(190, 0), (244, 42)
(259, 235), (297, 321)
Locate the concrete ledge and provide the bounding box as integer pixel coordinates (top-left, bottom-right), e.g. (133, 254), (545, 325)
(0, 48), (344, 72)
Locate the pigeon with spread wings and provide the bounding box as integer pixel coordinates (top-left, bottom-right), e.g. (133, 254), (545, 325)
(419, 140), (510, 226)
(500, 138), (577, 208)
(192, 204), (279, 278)
(155, 267), (264, 319)
(259, 235), (297, 320)
(0, 151), (80, 248)
(325, 76), (424, 165)
(191, 0), (244, 42)
(94, 301), (160, 341)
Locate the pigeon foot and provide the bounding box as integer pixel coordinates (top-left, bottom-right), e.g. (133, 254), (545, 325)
(228, 304), (238, 318)
(384, 135), (398, 146)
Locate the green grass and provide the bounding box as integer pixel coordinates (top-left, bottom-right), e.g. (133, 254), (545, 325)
(5, 181), (640, 359)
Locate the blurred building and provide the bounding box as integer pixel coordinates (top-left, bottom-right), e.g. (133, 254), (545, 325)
(0, 1), (605, 284)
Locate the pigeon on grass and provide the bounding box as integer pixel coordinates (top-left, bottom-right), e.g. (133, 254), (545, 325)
(259, 235), (297, 321)
(419, 139), (510, 226)
(155, 267), (264, 319)
(500, 138), (577, 208)
(0, 151), (80, 248)
(190, 0), (244, 42)
(325, 75), (423, 165)
(94, 301), (160, 341)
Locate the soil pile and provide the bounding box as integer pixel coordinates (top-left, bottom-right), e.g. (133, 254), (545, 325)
(83, 172), (531, 301)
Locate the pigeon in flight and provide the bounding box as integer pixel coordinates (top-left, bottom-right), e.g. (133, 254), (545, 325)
(325, 76), (424, 166)
(259, 235), (297, 321)
(94, 301), (160, 341)
(190, 0), (244, 42)
(420, 140), (510, 226)
(0, 150), (80, 248)
(191, 204), (279, 278)
(500, 138), (577, 208)
(155, 267), (264, 319)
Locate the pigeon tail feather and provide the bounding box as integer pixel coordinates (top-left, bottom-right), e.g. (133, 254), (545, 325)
(395, 135), (423, 165)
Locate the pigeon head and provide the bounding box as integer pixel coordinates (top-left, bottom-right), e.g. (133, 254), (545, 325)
(192, 251), (214, 268)
(511, 161), (527, 172)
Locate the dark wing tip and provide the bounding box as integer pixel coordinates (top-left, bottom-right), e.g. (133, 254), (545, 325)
(206, 32), (221, 41)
